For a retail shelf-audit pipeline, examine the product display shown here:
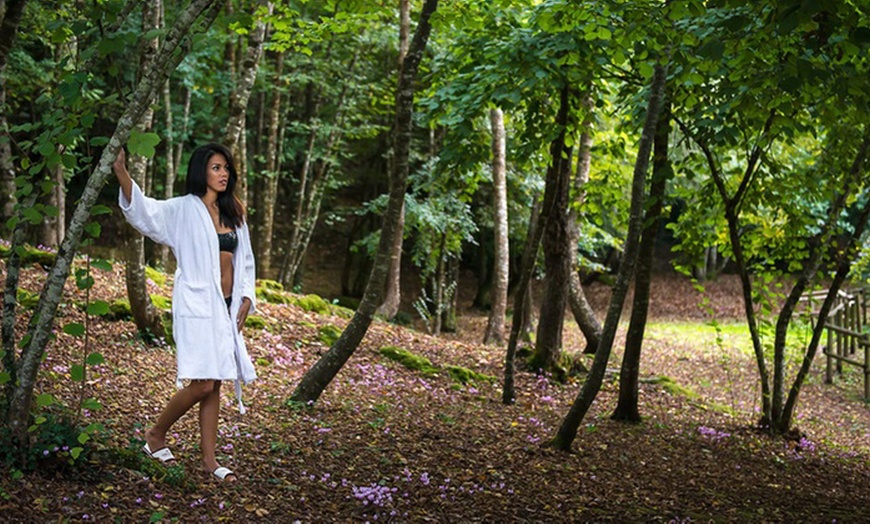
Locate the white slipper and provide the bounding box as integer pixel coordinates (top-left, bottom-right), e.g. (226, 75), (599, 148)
(143, 442), (176, 464)
(212, 466), (236, 481)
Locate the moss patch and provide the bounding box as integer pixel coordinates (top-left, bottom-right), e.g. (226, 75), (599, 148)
(329, 305), (355, 319)
(107, 299), (132, 321)
(649, 375), (700, 400)
(258, 279), (284, 291)
(245, 315), (269, 330)
(150, 294), (171, 310)
(257, 286), (291, 305)
(379, 346), (439, 376)
(144, 266), (166, 287)
(16, 288), (40, 308)
(445, 365), (497, 385)
(292, 294), (330, 315)
(318, 324), (342, 346)
(1, 244), (56, 267)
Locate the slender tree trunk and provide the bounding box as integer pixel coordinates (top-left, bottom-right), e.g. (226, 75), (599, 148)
(0, 0), (28, 230)
(612, 98), (671, 423)
(503, 195), (543, 404)
(39, 163), (64, 247)
(156, 0), (174, 269)
(1, 191), (37, 420)
(566, 96), (601, 354)
(376, 0), (413, 320)
(258, 51), (284, 279)
(224, 0), (270, 207)
(4, 0), (221, 453)
(432, 232), (447, 336)
(281, 51), (358, 286)
(123, 0), (164, 340)
(776, 135), (870, 431)
(484, 107), (508, 345)
(442, 256), (459, 332)
(533, 85), (573, 379)
(552, 61), (668, 451)
(686, 112), (777, 424)
(291, 0), (439, 404)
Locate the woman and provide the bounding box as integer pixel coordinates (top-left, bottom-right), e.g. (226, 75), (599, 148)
(114, 143), (257, 482)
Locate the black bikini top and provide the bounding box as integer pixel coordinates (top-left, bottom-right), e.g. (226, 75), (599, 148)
(217, 230), (238, 253)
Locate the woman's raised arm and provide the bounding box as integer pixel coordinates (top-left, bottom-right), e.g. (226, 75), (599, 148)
(113, 148), (133, 203)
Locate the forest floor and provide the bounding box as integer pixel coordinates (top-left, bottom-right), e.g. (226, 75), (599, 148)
(2, 256), (870, 523)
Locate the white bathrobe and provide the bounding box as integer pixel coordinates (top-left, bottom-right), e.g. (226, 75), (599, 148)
(119, 181), (257, 412)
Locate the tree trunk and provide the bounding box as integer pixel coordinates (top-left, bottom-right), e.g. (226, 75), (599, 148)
(258, 51), (284, 279)
(224, 0), (270, 207)
(223, 0), (269, 149)
(123, 0), (165, 341)
(1, 192), (37, 420)
(0, 0), (27, 230)
(612, 98), (671, 423)
(775, 135), (870, 431)
(442, 256), (459, 333)
(4, 0), (221, 454)
(552, 61), (668, 451)
(566, 97), (601, 354)
(375, 0), (413, 320)
(290, 0), (439, 404)
(533, 85), (573, 380)
(483, 107), (508, 345)
(156, 3), (175, 269)
(39, 163), (64, 247)
(503, 195), (544, 404)
(279, 50), (357, 287)
(685, 112), (777, 425)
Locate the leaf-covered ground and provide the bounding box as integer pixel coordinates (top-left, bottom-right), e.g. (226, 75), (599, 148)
(3, 257), (870, 523)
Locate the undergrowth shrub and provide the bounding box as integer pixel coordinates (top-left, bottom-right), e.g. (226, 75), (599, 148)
(0, 405), (104, 474)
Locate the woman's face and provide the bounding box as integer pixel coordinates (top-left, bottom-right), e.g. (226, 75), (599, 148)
(205, 153), (230, 195)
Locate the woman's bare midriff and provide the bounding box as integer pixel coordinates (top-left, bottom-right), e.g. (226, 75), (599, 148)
(220, 251), (234, 299)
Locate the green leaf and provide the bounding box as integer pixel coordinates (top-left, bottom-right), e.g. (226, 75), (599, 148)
(87, 300), (110, 316)
(77, 433), (90, 444)
(90, 259), (113, 271)
(91, 204), (112, 216)
(63, 323), (85, 336)
(70, 364), (85, 382)
(82, 398), (102, 411)
(0, 372), (9, 385)
(128, 131), (161, 158)
(75, 275), (94, 290)
(85, 222), (101, 238)
(36, 393), (55, 408)
(86, 352), (105, 366)
(22, 207), (42, 225)
(698, 38), (724, 61)
(70, 447), (83, 460)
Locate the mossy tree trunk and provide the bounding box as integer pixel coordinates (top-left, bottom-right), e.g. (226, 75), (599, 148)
(532, 85), (573, 380)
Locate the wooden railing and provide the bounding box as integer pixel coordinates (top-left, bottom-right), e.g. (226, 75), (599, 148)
(806, 288), (870, 399)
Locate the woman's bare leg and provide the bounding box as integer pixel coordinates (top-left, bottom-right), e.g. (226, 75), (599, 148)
(199, 380), (235, 481)
(145, 380), (216, 455)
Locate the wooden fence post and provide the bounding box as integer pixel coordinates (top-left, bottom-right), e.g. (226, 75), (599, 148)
(826, 323), (833, 384)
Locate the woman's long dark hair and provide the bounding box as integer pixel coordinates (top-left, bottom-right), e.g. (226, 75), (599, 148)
(185, 143), (245, 228)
